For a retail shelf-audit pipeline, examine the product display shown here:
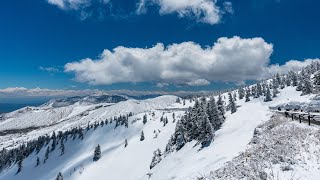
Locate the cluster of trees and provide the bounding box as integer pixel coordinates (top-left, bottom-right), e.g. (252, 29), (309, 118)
(163, 61), (320, 157)
(237, 61), (320, 104)
(165, 94), (226, 154)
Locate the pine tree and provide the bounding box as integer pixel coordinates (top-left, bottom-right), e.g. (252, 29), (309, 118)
(217, 93), (225, 118)
(56, 172), (63, 180)
(272, 85), (278, 98)
(233, 92), (237, 101)
(313, 71), (320, 92)
(238, 87), (245, 100)
(60, 140), (65, 156)
(228, 92), (237, 113)
(16, 157), (23, 174)
(264, 84), (272, 102)
(296, 76), (303, 91)
(302, 75), (313, 95)
(51, 132), (56, 152)
(93, 144), (101, 161)
(199, 113), (214, 148)
(124, 139), (128, 148)
(291, 71), (298, 86)
(143, 114), (147, 124)
(140, 131), (145, 141)
(150, 149), (162, 169)
(36, 157), (40, 167)
(245, 88), (250, 102)
(256, 83), (263, 96)
(44, 146), (49, 164)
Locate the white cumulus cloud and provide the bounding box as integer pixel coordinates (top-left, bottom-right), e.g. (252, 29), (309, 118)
(136, 0), (232, 25)
(64, 36), (320, 87)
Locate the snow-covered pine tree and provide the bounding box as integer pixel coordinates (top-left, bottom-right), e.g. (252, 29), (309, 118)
(238, 87), (245, 100)
(313, 70), (320, 92)
(264, 84), (272, 102)
(244, 88), (250, 102)
(261, 83), (266, 95)
(272, 79), (279, 97)
(176, 97), (181, 103)
(296, 75), (303, 91)
(257, 83), (263, 96)
(228, 92), (237, 113)
(56, 172), (63, 180)
(217, 93), (225, 118)
(93, 144), (101, 161)
(272, 84), (278, 98)
(199, 112), (214, 148)
(150, 149), (162, 169)
(290, 71), (298, 86)
(143, 114), (147, 124)
(233, 92), (237, 101)
(302, 75), (313, 95)
(208, 97), (223, 130)
(140, 131), (145, 141)
(285, 75), (291, 86)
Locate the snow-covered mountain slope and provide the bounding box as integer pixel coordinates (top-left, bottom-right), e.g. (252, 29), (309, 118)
(0, 85), (317, 180)
(0, 95), (178, 149)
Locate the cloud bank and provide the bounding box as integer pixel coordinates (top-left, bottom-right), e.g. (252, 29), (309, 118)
(136, 0), (232, 25)
(64, 36), (319, 86)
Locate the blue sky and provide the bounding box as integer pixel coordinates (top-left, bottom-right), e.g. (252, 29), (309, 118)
(0, 0), (320, 93)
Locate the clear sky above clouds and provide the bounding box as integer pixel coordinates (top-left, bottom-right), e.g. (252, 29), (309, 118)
(0, 0), (320, 94)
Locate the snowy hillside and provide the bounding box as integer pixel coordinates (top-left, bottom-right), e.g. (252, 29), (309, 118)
(0, 62), (320, 180)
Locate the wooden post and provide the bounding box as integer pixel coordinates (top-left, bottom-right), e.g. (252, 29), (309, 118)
(308, 115), (311, 126)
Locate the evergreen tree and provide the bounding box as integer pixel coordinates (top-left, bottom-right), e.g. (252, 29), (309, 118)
(217, 93), (225, 118)
(291, 71), (298, 86)
(16, 157), (23, 174)
(140, 131), (145, 141)
(199, 113), (214, 148)
(256, 83), (263, 96)
(313, 71), (320, 92)
(302, 75), (313, 95)
(56, 172), (63, 180)
(238, 87), (245, 100)
(51, 132), (56, 152)
(233, 92), (237, 101)
(245, 88), (250, 102)
(36, 157), (40, 167)
(93, 144), (101, 161)
(143, 114), (147, 124)
(44, 146), (49, 164)
(264, 84), (272, 102)
(150, 149), (162, 169)
(228, 92), (237, 113)
(124, 139), (128, 148)
(296, 76), (303, 91)
(60, 140), (65, 156)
